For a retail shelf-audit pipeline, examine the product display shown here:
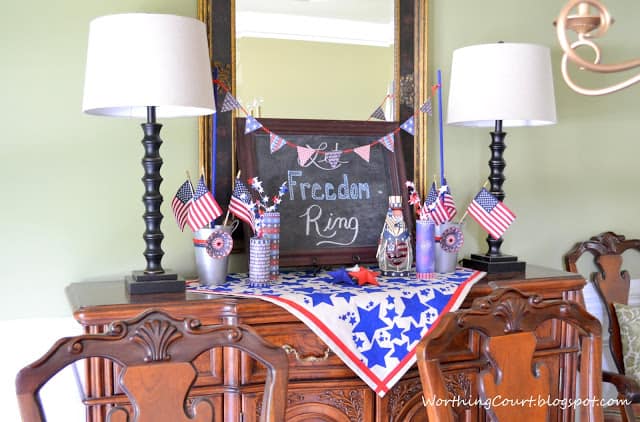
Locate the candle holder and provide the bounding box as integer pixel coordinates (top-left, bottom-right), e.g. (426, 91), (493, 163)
(248, 236), (271, 287)
(415, 220), (436, 279)
(262, 212), (280, 282)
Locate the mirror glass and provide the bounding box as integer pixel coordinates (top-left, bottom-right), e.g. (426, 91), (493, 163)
(235, 0), (395, 120)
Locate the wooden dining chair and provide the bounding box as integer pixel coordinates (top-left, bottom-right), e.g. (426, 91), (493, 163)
(565, 231), (640, 422)
(16, 308), (288, 422)
(416, 287), (603, 422)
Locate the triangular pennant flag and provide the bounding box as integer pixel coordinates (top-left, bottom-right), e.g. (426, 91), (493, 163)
(219, 92), (241, 112)
(270, 132), (286, 154)
(354, 144), (371, 162)
(325, 150), (342, 169)
(379, 133), (395, 152)
(400, 116), (415, 135)
(419, 98), (433, 115)
(244, 116), (263, 134)
(297, 146), (315, 166)
(369, 106), (386, 121)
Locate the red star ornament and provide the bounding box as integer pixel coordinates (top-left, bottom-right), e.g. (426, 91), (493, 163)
(348, 267), (380, 286)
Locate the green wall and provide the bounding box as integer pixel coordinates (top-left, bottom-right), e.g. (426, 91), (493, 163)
(1, 1), (201, 319)
(1, 0), (639, 320)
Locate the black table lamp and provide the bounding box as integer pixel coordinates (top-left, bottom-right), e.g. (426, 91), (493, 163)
(82, 14), (215, 294)
(447, 42), (557, 275)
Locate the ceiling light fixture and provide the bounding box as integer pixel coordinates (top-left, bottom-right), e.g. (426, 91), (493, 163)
(555, 0), (640, 95)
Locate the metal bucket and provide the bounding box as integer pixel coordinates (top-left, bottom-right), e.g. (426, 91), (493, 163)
(193, 221), (238, 286)
(434, 222), (464, 273)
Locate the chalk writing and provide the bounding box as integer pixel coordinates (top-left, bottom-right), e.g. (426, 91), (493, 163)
(302, 142), (348, 170)
(299, 204), (359, 246)
(288, 171), (370, 201)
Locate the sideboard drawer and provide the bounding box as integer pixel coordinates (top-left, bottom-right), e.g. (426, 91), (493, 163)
(241, 322), (355, 384)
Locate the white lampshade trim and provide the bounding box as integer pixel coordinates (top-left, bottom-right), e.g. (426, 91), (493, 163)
(82, 13), (215, 119)
(447, 43), (556, 128)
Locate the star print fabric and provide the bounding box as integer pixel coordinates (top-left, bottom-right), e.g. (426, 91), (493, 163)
(188, 267), (484, 396)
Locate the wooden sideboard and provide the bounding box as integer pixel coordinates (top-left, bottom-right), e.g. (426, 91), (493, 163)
(66, 265), (586, 422)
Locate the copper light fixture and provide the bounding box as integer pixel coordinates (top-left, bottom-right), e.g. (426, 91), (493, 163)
(556, 0), (640, 95)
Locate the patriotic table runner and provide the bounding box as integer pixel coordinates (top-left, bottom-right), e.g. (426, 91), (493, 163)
(187, 267), (485, 397)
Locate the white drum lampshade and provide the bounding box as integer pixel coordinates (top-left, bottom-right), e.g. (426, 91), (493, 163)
(447, 42), (556, 128)
(82, 13), (215, 118)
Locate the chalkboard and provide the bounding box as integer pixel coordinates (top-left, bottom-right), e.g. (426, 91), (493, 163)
(235, 118), (411, 267)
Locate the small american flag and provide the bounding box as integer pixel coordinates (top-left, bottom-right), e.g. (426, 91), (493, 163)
(229, 178), (256, 232)
(171, 180), (193, 231)
(440, 179), (457, 221)
(425, 183), (449, 225)
(467, 188), (516, 240)
(187, 176), (223, 231)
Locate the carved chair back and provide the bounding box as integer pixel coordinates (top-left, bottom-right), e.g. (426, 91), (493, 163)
(16, 308), (289, 422)
(416, 288), (603, 422)
(564, 231), (640, 375)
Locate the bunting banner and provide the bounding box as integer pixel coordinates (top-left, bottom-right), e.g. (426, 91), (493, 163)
(244, 116), (263, 134)
(354, 144), (371, 163)
(419, 98), (433, 116)
(379, 133), (394, 152)
(212, 82), (439, 165)
(400, 116), (415, 135)
(369, 106), (386, 121)
(297, 145), (316, 166)
(325, 150), (343, 169)
(269, 132), (286, 154)
(220, 91), (242, 112)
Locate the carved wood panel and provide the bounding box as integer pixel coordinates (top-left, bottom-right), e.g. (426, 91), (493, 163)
(247, 387), (374, 422)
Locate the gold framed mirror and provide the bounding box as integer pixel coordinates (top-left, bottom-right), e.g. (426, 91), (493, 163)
(197, 0), (428, 212)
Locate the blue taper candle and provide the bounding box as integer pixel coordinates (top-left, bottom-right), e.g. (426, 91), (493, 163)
(210, 67), (218, 228)
(437, 69), (445, 186)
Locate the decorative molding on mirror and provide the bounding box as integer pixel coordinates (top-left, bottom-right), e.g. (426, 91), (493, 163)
(198, 0), (236, 219)
(197, 0), (428, 218)
(412, 0), (429, 196)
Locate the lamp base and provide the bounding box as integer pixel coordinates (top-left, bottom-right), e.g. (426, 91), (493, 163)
(462, 254), (525, 278)
(126, 270), (185, 294)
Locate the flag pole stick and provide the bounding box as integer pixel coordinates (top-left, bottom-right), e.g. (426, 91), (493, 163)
(223, 170), (242, 227)
(186, 170), (196, 197)
(458, 181), (488, 224)
(183, 170), (197, 232)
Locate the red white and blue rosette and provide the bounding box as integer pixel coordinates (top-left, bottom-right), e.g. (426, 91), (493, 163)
(205, 229), (233, 259)
(439, 225), (464, 253)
